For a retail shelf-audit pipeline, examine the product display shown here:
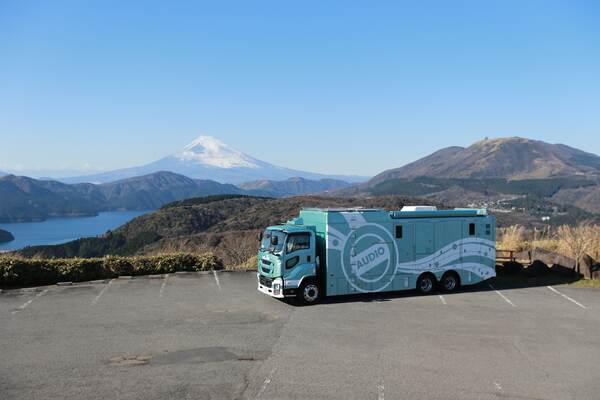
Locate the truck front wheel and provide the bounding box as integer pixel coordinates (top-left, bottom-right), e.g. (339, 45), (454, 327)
(298, 280), (321, 305)
(416, 273), (436, 295)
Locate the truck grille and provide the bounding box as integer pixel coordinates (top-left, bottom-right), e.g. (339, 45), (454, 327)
(261, 265), (272, 274)
(259, 275), (273, 288)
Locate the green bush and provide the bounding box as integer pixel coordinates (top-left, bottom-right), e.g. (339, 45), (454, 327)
(0, 253), (223, 288)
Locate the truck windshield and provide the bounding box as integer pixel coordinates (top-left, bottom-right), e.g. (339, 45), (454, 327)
(260, 230), (285, 254)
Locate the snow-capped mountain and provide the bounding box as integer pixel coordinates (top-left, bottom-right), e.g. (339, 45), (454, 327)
(63, 135), (367, 184)
(176, 136), (261, 169)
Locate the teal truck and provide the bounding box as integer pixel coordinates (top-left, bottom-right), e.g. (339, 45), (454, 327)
(257, 206), (496, 304)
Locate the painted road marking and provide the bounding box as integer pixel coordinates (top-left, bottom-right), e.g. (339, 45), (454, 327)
(489, 284), (517, 307)
(159, 274), (169, 298)
(438, 295), (447, 305)
(12, 289), (48, 314)
(255, 367), (276, 399)
(547, 286), (586, 309)
(91, 280), (113, 305)
(377, 378), (385, 400)
(213, 270), (221, 290)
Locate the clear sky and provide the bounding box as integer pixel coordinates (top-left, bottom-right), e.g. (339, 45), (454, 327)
(1, 0), (599, 177)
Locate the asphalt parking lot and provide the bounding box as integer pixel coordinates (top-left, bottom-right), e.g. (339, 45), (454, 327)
(1, 272), (599, 400)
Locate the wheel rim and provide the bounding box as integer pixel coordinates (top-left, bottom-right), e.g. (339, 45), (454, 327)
(303, 284), (319, 302)
(420, 278), (433, 293)
(444, 276), (456, 291)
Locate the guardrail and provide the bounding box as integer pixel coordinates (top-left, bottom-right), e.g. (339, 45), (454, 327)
(496, 249), (532, 266)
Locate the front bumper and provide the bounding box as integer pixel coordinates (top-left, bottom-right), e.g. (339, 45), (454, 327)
(257, 274), (298, 298)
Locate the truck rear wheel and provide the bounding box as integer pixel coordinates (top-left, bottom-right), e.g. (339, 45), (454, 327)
(298, 280), (321, 305)
(440, 272), (460, 292)
(416, 274), (436, 295)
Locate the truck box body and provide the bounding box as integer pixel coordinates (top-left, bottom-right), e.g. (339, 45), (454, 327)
(257, 207), (496, 299)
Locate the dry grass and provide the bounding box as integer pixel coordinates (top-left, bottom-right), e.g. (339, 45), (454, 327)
(500, 222), (600, 268)
(497, 225), (529, 252)
(568, 279), (600, 288)
(530, 238), (560, 254)
(228, 255), (258, 271)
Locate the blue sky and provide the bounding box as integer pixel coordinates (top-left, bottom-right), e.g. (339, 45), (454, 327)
(1, 0), (599, 177)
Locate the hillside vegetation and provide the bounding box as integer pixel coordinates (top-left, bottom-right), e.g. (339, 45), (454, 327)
(19, 194), (441, 265)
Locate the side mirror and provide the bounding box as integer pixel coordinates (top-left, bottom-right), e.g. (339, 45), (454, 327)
(258, 231), (263, 241)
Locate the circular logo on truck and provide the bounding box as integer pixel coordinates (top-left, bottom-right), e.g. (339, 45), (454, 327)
(340, 224), (397, 293)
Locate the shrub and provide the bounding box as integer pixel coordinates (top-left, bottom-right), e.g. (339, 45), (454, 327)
(230, 255), (258, 271)
(0, 253), (223, 288)
(498, 225), (528, 252)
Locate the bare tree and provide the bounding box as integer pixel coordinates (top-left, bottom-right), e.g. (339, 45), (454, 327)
(556, 222), (598, 276)
(220, 230), (260, 267)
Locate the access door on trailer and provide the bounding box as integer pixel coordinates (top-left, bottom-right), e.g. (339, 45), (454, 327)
(395, 222), (415, 263)
(415, 222), (434, 256)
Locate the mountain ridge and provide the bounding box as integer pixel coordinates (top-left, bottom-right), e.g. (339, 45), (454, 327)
(369, 137), (600, 184)
(0, 172), (352, 222)
(239, 177), (350, 197)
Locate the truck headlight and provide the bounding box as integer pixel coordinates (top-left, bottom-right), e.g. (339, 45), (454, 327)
(273, 283), (281, 295)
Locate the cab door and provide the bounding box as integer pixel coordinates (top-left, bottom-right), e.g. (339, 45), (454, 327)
(283, 232), (316, 285)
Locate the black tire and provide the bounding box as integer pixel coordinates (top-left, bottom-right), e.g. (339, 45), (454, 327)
(440, 271), (460, 292)
(416, 273), (436, 295)
(297, 279), (321, 305)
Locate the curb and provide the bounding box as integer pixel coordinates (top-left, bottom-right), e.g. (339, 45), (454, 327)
(22, 287), (42, 293)
(0, 269), (259, 292)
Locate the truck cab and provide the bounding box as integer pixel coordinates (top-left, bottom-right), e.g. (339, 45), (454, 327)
(256, 219), (319, 303)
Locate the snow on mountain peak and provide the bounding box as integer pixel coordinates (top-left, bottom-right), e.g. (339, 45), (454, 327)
(176, 135), (260, 169)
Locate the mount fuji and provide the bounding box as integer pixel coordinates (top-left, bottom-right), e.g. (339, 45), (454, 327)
(63, 136), (367, 184)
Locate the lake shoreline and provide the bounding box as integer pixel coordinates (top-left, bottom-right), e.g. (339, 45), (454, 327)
(0, 211), (150, 251)
(0, 209), (151, 224)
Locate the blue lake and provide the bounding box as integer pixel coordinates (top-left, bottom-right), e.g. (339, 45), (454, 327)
(0, 211), (149, 251)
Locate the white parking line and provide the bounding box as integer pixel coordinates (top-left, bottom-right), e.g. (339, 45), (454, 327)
(213, 270), (221, 290)
(159, 274), (169, 298)
(489, 284), (517, 307)
(547, 286), (586, 309)
(12, 289), (48, 314)
(255, 367), (276, 399)
(438, 295), (447, 305)
(377, 378), (385, 400)
(91, 280), (113, 305)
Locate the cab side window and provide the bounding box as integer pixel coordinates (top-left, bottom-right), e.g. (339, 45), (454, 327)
(286, 233), (311, 254)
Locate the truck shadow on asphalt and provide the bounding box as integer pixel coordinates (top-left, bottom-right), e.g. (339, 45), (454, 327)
(301, 273), (581, 306)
